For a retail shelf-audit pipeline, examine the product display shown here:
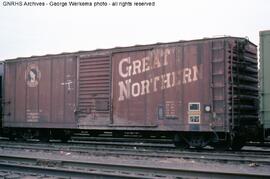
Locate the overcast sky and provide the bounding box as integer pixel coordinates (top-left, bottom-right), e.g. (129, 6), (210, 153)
(0, 0), (269, 60)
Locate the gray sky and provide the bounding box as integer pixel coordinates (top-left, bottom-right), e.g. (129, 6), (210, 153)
(0, 0), (269, 60)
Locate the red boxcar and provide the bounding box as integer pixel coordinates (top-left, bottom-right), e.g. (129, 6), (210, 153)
(2, 37), (259, 149)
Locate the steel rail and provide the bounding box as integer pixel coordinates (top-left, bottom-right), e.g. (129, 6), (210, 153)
(0, 154), (269, 179)
(0, 141), (270, 165)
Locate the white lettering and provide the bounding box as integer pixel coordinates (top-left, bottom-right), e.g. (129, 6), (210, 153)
(164, 49), (171, 66)
(161, 73), (171, 89)
(141, 57), (151, 72)
(118, 79), (131, 101)
(177, 70), (182, 85)
(153, 76), (160, 92)
(117, 64), (203, 101)
(119, 57), (131, 78)
(183, 68), (192, 84)
(117, 49), (204, 101)
(171, 72), (176, 87)
(132, 60), (141, 75)
(132, 83), (140, 97)
(118, 49), (172, 79)
(141, 80), (150, 95)
(153, 56), (161, 68)
(192, 65), (203, 81)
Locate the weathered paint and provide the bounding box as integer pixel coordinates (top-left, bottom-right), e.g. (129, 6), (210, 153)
(111, 38), (258, 132)
(3, 56), (77, 128)
(112, 44), (210, 130)
(260, 30), (270, 129)
(2, 37), (259, 133)
(77, 55), (111, 127)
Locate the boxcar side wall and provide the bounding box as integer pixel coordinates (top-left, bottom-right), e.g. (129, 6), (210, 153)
(111, 40), (226, 132)
(2, 37), (258, 136)
(3, 56), (77, 128)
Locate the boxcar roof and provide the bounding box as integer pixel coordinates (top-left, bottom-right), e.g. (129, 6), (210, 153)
(4, 36), (254, 62)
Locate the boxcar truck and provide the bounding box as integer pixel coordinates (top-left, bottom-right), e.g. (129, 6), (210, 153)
(260, 30), (270, 140)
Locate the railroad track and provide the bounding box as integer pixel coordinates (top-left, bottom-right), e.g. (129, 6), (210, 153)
(0, 141), (269, 179)
(0, 152), (269, 179)
(0, 140), (270, 166)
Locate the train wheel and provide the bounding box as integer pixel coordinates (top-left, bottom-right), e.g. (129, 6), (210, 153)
(39, 136), (49, 142)
(9, 133), (16, 141)
(8, 129), (16, 141)
(60, 136), (69, 142)
(188, 135), (209, 149)
(173, 134), (189, 149)
(60, 130), (71, 142)
(174, 141), (190, 149)
(211, 141), (230, 151)
(231, 137), (245, 151)
(39, 129), (50, 142)
(113, 131), (124, 138)
(16, 130), (28, 142)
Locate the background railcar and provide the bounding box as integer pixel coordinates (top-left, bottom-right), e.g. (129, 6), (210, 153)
(0, 62), (3, 130)
(260, 30), (270, 139)
(1, 37), (260, 149)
